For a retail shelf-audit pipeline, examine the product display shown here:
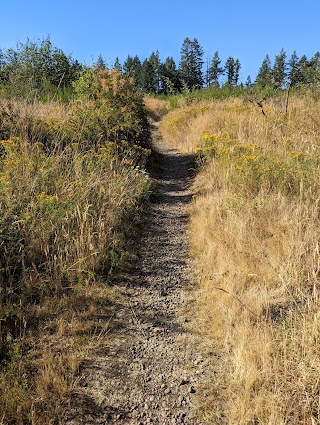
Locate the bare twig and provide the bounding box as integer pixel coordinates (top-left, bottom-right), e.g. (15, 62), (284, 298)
(247, 96), (267, 116)
(211, 285), (258, 317)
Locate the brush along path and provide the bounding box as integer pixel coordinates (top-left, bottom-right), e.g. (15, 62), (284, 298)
(66, 135), (209, 425)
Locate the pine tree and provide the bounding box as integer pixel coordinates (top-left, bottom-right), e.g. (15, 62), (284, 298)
(208, 51), (223, 87)
(255, 54), (272, 87)
(179, 37), (204, 89)
(307, 52), (320, 84)
(225, 57), (235, 86)
(234, 59), (241, 86)
(95, 54), (106, 70)
(0, 48), (6, 83)
(123, 55), (134, 76)
(245, 75), (252, 87)
(159, 56), (181, 94)
(113, 57), (122, 72)
(148, 50), (161, 93)
(288, 51), (299, 85)
(273, 48), (287, 88)
(123, 55), (142, 89)
(141, 59), (152, 92)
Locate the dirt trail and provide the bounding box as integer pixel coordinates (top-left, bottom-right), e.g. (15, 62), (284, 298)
(66, 135), (209, 424)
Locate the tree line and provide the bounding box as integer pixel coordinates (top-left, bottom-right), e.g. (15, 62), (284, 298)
(255, 50), (320, 88)
(113, 40), (320, 94)
(0, 36), (320, 98)
(101, 37), (243, 94)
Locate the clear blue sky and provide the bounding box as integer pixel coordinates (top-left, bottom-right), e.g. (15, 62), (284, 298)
(1, 0), (319, 82)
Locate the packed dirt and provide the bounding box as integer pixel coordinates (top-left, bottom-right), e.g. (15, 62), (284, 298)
(65, 134), (211, 424)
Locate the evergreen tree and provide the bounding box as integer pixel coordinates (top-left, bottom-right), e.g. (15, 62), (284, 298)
(0, 48), (5, 83)
(141, 59), (155, 93)
(113, 57), (122, 72)
(179, 37), (204, 89)
(307, 52), (320, 84)
(148, 50), (161, 93)
(208, 51), (224, 87)
(297, 54), (308, 84)
(273, 48), (287, 88)
(95, 54), (106, 70)
(159, 56), (181, 94)
(245, 75), (252, 87)
(288, 51), (302, 85)
(140, 51), (161, 94)
(225, 57), (235, 85)
(123, 55), (142, 89)
(123, 55), (134, 76)
(234, 59), (241, 86)
(255, 54), (272, 87)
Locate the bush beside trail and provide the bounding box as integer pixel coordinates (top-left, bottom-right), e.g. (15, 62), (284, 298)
(0, 68), (151, 424)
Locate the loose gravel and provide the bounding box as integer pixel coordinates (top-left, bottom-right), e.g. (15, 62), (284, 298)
(65, 137), (210, 425)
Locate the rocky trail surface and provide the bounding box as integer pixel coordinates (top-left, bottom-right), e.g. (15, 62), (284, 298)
(66, 135), (211, 424)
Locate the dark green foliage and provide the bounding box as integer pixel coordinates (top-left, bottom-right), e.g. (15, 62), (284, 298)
(95, 54), (106, 70)
(245, 75), (252, 87)
(224, 57), (241, 86)
(159, 57), (181, 94)
(179, 37), (204, 89)
(273, 48), (287, 88)
(288, 51), (300, 85)
(113, 57), (122, 72)
(256, 54), (273, 87)
(123, 55), (142, 89)
(141, 59), (156, 93)
(208, 51), (224, 87)
(141, 51), (161, 94)
(234, 59), (241, 86)
(0, 36), (81, 98)
(303, 52), (320, 85)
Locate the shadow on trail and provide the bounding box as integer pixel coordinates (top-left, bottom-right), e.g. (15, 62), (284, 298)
(65, 139), (201, 425)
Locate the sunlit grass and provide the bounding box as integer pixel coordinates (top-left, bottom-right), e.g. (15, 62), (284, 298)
(161, 91), (320, 423)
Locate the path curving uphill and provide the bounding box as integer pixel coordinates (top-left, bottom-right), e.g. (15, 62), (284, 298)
(66, 134), (209, 425)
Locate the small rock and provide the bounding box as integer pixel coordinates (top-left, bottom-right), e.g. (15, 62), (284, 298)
(180, 378), (189, 386)
(189, 386), (196, 394)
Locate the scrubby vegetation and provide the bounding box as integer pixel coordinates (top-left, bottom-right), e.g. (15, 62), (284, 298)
(2, 32), (320, 423)
(160, 89), (320, 423)
(0, 43), (151, 424)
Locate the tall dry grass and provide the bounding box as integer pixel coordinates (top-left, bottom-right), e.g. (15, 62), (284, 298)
(0, 98), (150, 424)
(161, 93), (320, 423)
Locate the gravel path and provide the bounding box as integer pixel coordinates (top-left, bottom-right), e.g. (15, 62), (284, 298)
(66, 137), (209, 425)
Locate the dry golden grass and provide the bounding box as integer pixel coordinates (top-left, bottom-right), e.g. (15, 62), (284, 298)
(144, 96), (170, 121)
(0, 98), (150, 424)
(161, 92), (320, 423)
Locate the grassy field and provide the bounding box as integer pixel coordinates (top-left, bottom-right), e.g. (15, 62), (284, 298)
(0, 71), (151, 424)
(160, 90), (320, 423)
